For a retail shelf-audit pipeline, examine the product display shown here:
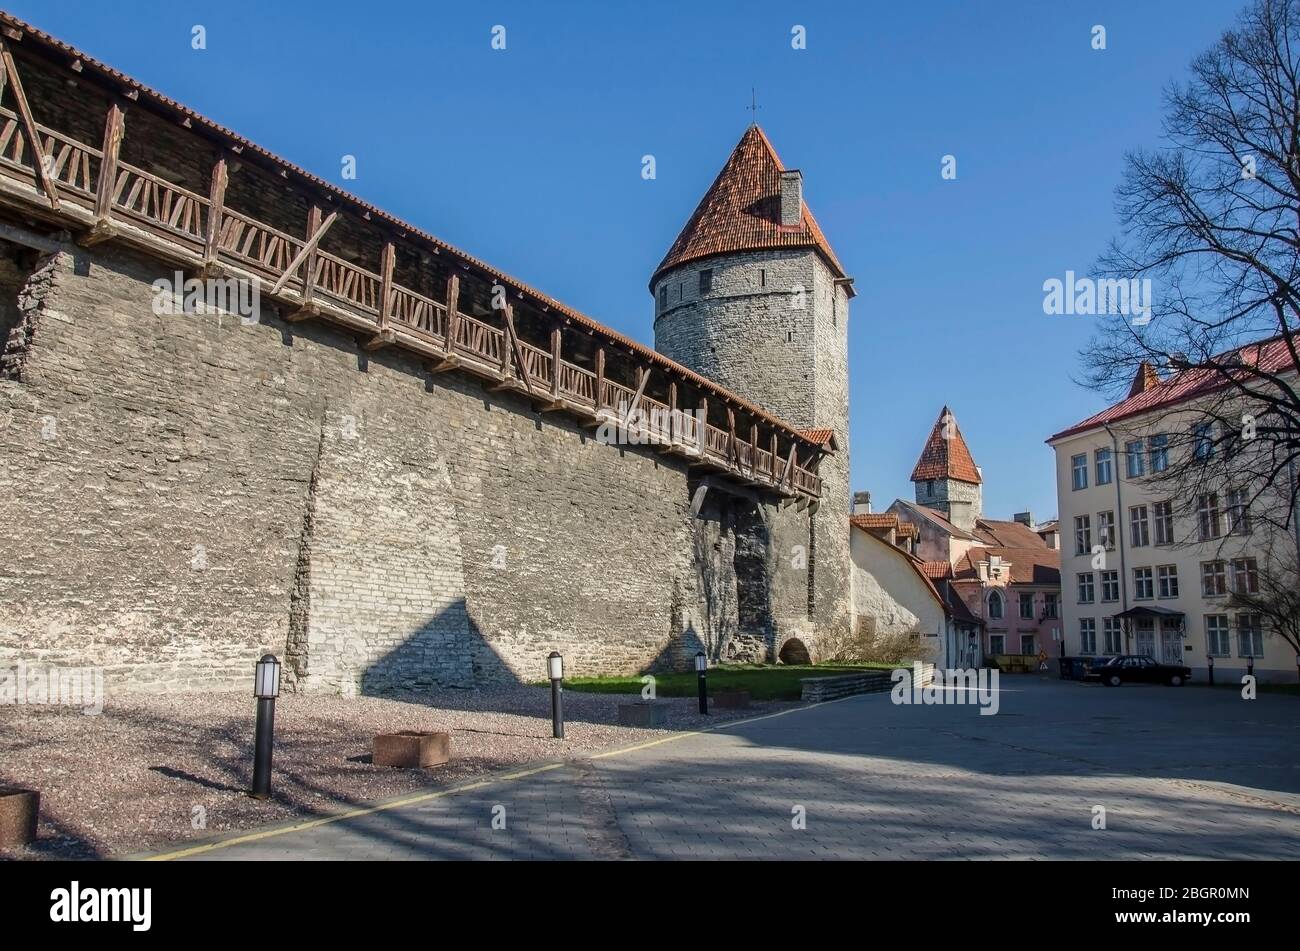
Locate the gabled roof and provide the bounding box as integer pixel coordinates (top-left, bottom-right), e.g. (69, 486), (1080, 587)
(799, 428), (839, 450)
(891, 500), (981, 541)
(651, 125), (847, 288)
(1048, 336), (1299, 443)
(953, 546), (1061, 586)
(910, 406), (982, 484)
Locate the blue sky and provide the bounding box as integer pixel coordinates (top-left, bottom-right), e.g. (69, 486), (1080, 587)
(15, 0), (1243, 520)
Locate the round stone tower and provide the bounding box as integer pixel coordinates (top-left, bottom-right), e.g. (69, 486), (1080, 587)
(651, 125), (853, 652)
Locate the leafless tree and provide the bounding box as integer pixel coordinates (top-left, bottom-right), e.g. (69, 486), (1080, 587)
(1223, 536), (1300, 667)
(1082, 0), (1300, 537)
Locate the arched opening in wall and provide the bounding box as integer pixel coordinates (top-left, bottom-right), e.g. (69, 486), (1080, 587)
(0, 238), (43, 381)
(778, 638), (811, 665)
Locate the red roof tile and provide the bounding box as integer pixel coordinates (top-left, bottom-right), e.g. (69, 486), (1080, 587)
(910, 406), (982, 484)
(799, 428), (838, 449)
(953, 547), (1061, 586)
(1049, 337), (1299, 442)
(651, 126), (846, 288)
(920, 560), (953, 579)
(850, 514), (901, 531)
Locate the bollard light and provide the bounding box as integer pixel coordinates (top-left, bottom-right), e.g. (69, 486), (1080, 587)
(695, 651), (708, 715)
(250, 653), (281, 799)
(548, 651), (565, 740)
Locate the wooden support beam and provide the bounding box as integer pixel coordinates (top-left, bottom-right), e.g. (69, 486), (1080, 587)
(81, 100), (124, 245)
(501, 303), (535, 394)
(443, 273), (460, 353)
(377, 240), (395, 331)
(363, 328), (397, 351)
(200, 152), (227, 272)
(285, 302), (320, 323)
(770, 433), (779, 481)
(625, 367), (650, 421)
(779, 445), (796, 491)
(428, 354), (461, 374)
(269, 209), (337, 295)
(550, 322), (561, 399)
(594, 347), (605, 411)
(726, 408), (738, 467)
(667, 380), (677, 443)
(750, 424), (758, 479)
(0, 43), (59, 210)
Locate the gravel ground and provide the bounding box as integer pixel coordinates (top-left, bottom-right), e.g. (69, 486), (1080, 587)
(0, 686), (785, 859)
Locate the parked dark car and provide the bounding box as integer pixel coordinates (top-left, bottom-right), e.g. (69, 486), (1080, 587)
(1085, 655), (1191, 687)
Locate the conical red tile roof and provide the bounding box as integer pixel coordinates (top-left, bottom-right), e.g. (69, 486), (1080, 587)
(651, 125), (846, 289)
(910, 406), (982, 485)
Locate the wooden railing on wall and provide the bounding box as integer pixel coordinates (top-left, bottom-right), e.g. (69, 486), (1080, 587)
(0, 67), (824, 500)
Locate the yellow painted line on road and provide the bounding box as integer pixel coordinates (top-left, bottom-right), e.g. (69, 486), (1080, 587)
(142, 692), (867, 861)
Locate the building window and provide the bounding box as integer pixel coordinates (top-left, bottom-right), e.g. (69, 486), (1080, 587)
(989, 634), (1005, 655)
(1043, 593), (1059, 619)
(1133, 567), (1154, 601)
(1230, 557), (1258, 595)
(1197, 493), (1222, 541)
(1074, 515), (1091, 555)
(988, 590), (1004, 619)
(658, 285), (667, 311)
(1128, 505), (1149, 548)
(1079, 618), (1097, 654)
(1095, 448), (1113, 486)
(1205, 615), (1231, 656)
(1237, 613), (1264, 657)
(1157, 564), (1179, 599)
(1201, 560), (1227, 597)
(1100, 569), (1119, 603)
(1193, 422), (1215, 461)
(1148, 434), (1169, 472)
(787, 330), (794, 343)
(1153, 500), (1174, 545)
(760, 268), (766, 287)
(1077, 572), (1095, 604)
(925, 479), (934, 496)
(1227, 487), (1251, 535)
(1125, 440), (1145, 478)
(1071, 454), (1088, 491)
(1020, 634), (1036, 655)
(1019, 592), (1035, 619)
(1097, 510), (1115, 550)
(1135, 618), (1156, 655)
(1103, 617), (1123, 654)
(699, 268), (713, 295)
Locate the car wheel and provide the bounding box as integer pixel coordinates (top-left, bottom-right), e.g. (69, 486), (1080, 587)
(1169, 674), (1184, 687)
(1106, 673), (1122, 687)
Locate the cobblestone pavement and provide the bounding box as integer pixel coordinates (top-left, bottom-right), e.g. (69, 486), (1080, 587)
(177, 678), (1300, 860)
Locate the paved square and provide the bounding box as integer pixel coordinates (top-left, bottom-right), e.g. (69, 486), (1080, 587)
(182, 678), (1300, 860)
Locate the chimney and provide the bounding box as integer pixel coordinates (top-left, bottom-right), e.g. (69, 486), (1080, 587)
(780, 170), (803, 227)
(1013, 511), (1033, 527)
(852, 491), (872, 515)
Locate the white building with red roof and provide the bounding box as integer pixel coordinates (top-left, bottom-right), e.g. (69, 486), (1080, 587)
(1048, 341), (1300, 684)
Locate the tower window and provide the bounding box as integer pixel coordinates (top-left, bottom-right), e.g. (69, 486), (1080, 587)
(787, 330), (794, 343)
(699, 269), (713, 295)
(658, 285), (667, 311)
(925, 479), (934, 496)
(760, 268), (766, 287)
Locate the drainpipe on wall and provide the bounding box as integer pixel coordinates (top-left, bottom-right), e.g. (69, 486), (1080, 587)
(1103, 424), (1130, 651)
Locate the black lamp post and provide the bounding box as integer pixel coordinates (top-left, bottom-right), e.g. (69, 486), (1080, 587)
(1206, 653), (1215, 687)
(548, 651), (564, 740)
(695, 651), (708, 715)
(250, 653), (281, 800)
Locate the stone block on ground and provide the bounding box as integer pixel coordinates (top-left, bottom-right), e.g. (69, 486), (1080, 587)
(373, 731), (451, 768)
(0, 787), (39, 848)
(712, 690), (751, 709)
(617, 701), (668, 728)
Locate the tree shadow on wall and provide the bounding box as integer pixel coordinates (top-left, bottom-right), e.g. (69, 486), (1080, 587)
(690, 489), (776, 664)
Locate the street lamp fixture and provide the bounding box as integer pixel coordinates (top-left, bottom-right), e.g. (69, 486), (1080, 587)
(695, 651), (708, 715)
(548, 651), (564, 740)
(250, 653), (281, 799)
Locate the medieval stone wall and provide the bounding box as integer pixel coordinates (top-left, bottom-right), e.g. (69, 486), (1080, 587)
(0, 239), (806, 695)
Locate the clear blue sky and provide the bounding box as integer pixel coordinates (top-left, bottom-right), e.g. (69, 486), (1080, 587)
(15, 0), (1242, 521)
